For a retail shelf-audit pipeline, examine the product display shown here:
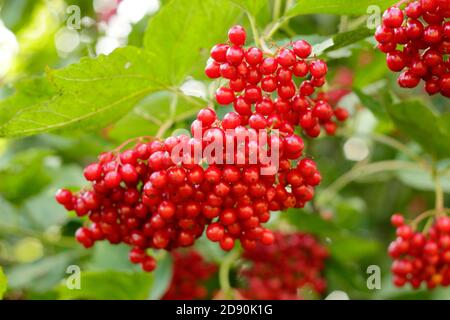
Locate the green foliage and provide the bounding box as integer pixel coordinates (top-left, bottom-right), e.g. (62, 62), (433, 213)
(6, 253), (75, 292)
(286, 0), (396, 17)
(1, 47), (161, 138)
(0, 267), (7, 299)
(0, 0), (449, 301)
(0, 149), (53, 203)
(229, 0), (267, 15)
(144, 0), (239, 85)
(57, 271), (154, 300)
(386, 101), (450, 159)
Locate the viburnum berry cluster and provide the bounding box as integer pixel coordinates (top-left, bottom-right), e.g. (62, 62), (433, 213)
(206, 25), (349, 137)
(238, 232), (329, 300)
(389, 213), (450, 289)
(375, 0), (450, 97)
(162, 250), (217, 300)
(55, 25), (340, 272)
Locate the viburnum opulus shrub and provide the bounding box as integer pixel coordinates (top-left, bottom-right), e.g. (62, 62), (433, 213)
(375, 0), (450, 96)
(238, 232), (328, 300)
(55, 25), (346, 272)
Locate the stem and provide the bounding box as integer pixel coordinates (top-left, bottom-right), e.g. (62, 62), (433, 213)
(359, 132), (430, 171)
(156, 95), (178, 138)
(219, 249), (240, 299)
(411, 209), (436, 229)
(433, 163), (445, 215)
(133, 109), (163, 126)
(273, 0), (282, 21)
(338, 16), (349, 33)
(246, 11), (271, 54)
(318, 160), (421, 205)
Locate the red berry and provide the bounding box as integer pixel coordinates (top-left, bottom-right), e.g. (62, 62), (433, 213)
(228, 25), (246, 46)
(216, 87), (235, 105)
(293, 40), (312, 58)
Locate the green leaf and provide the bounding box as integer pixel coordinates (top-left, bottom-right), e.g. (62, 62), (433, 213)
(353, 87), (389, 120)
(0, 78), (56, 129)
(148, 253), (173, 300)
(144, 0), (239, 85)
(6, 253), (74, 292)
(108, 91), (204, 141)
(58, 271), (154, 300)
(0, 267), (7, 299)
(229, 0), (266, 15)
(286, 0), (396, 17)
(396, 165), (450, 193)
(0, 149), (54, 203)
(386, 101), (450, 159)
(88, 242), (136, 272)
(285, 209), (341, 237)
(313, 27), (373, 56)
(0, 47), (161, 138)
(328, 236), (381, 262)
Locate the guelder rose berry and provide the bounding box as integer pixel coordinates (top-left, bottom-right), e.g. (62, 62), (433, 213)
(375, 1), (450, 98)
(205, 25), (350, 138)
(239, 232), (329, 300)
(389, 213), (450, 289)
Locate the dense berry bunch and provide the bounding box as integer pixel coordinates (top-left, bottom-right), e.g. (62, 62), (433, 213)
(238, 232), (328, 299)
(206, 25), (348, 138)
(375, 0), (450, 97)
(389, 213), (450, 289)
(162, 250), (217, 300)
(55, 25), (336, 272)
(56, 119), (321, 270)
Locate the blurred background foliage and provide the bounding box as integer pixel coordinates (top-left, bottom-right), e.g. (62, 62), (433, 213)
(0, 0), (449, 300)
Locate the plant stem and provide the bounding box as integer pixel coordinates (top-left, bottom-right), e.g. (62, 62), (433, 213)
(365, 133), (430, 171)
(246, 11), (271, 54)
(273, 0), (282, 21)
(219, 249), (240, 299)
(338, 16), (350, 33)
(156, 94), (178, 138)
(318, 160), (421, 205)
(433, 163), (445, 215)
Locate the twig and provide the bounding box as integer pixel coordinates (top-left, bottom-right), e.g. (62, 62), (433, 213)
(219, 249), (241, 299)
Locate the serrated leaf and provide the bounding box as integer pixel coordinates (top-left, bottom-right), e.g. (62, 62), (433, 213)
(0, 267), (7, 299)
(144, 0), (239, 85)
(0, 78), (56, 128)
(286, 0), (396, 17)
(57, 271), (154, 300)
(229, 0), (266, 15)
(386, 101), (450, 159)
(0, 47), (162, 138)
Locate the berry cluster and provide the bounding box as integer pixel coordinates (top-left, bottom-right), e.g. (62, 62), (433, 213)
(206, 25), (348, 138)
(55, 117), (321, 271)
(238, 232), (328, 299)
(389, 213), (450, 289)
(375, 0), (450, 97)
(162, 250), (217, 300)
(55, 25), (332, 272)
